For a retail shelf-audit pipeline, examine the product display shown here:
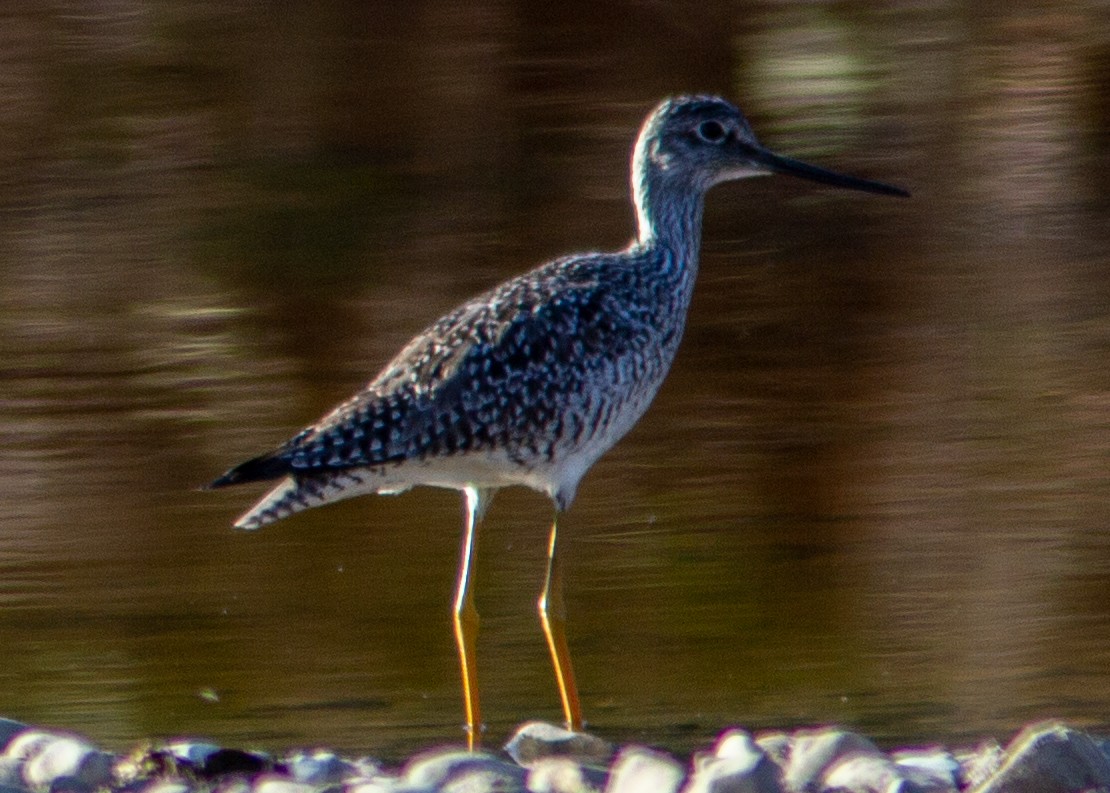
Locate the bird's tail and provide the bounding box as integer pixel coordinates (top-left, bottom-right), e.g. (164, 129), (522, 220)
(205, 453), (290, 490)
(228, 468), (381, 530)
(232, 476), (313, 529)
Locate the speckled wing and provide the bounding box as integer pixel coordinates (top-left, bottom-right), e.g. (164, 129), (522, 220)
(208, 251), (664, 490)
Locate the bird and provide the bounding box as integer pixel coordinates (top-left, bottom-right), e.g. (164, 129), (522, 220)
(208, 95), (908, 748)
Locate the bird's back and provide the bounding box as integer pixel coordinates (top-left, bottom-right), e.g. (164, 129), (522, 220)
(211, 243), (695, 528)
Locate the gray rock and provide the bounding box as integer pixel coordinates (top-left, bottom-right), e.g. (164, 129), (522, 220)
(525, 757), (604, 793)
(823, 753), (926, 793)
(781, 728), (881, 793)
(971, 721), (1110, 793)
(402, 749), (526, 792)
(285, 751), (356, 785)
(753, 733), (791, 773)
(605, 748), (684, 793)
(0, 756), (24, 789)
(504, 723), (613, 768)
(343, 758), (385, 783)
(684, 730), (782, 793)
(21, 737), (113, 791)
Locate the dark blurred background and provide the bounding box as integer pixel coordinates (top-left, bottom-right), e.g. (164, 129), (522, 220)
(0, 0), (1108, 760)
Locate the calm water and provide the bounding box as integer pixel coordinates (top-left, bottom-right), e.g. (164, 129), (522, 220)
(1, 0), (1108, 761)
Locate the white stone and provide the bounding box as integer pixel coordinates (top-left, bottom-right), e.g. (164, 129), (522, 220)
(403, 749), (526, 791)
(782, 728), (881, 792)
(605, 747), (684, 793)
(285, 750), (353, 784)
(822, 753), (903, 792)
(526, 757), (595, 793)
(22, 736), (113, 790)
(4, 732), (57, 762)
(504, 721), (613, 767)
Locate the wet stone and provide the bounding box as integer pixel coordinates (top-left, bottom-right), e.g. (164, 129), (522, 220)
(752, 733), (791, 772)
(7, 714), (1110, 793)
(503, 723), (613, 768)
(780, 727), (881, 793)
(605, 747), (684, 793)
(284, 751), (356, 785)
(972, 720), (1110, 793)
(822, 753), (914, 793)
(5, 733), (60, 763)
(685, 733), (783, 793)
(21, 736), (113, 791)
(0, 757), (24, 789)
(524, 756), (605, 793)
(402, 749), (526, 792)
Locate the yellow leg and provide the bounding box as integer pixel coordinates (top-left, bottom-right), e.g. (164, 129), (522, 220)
(453, 486), (491, 749)
(538, 513), (583, 731)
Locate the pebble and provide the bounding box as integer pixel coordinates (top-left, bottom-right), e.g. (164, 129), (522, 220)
(0, 758), (24, 789)
(971, 720), (1110, 793)
(821, 753), (913, 792)
(605, 747), (684, 793)
(685, 729), (783, 793)
(503, 723), (613, 768)
(4, 733), (58, 763)
(525, 756), (605, 793)
(0, 715), (1106, 793)
(20, 735), (113, 791)
(284, 751), (355, 785)
(402, 748), (526, 792)
(780, 726), (882, 792)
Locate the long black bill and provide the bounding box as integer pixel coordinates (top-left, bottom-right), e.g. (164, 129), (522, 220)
(755, 146), (910, 198)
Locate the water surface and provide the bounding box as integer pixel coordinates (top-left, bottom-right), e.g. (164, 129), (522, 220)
(0, 0), (1108, 760)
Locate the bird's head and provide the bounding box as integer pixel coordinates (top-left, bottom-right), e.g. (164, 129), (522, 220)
(634, 95), (909, 197)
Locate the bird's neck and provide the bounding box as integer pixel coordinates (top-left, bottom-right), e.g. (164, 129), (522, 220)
(630, 159), (706, 276)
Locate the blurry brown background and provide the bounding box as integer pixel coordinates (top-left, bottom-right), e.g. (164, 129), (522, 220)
(0, 0), (1107, 759)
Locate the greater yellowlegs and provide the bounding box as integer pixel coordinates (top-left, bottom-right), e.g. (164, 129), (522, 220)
(208, 95), (908, 746)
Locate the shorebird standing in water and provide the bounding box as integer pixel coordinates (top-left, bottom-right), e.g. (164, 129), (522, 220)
(209, 95), (908, 747)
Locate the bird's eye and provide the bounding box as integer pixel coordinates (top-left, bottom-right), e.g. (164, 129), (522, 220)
(695, 120), (727, 143)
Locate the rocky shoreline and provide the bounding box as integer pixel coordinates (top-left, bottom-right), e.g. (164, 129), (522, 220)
(1, 716), (1108, 793)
